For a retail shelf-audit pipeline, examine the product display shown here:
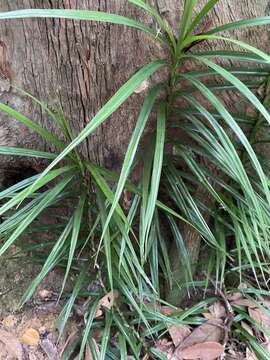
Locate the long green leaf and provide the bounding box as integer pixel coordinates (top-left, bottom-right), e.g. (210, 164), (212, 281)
(21, 217), (73, 305)
(58, 268), (87, 337)
(181, 34), (270, 62)
(190, 56), (270, 125)
(0, 103), (65, 150)
(207, 16), (270, 35)
(175, 67), (269, 84)
(0, 146), (57, 159)
(78, 300), (99, 360)
(193, 50), (269, 63)
(0, 175), (73, 257)
(100, 311), (113, 360)
(96, 187), (113, 288)
(0, 166), (75, 216)
(0, 174), (39, 200)
(180, 59), (270, 208)
(0, 9), (166, 44)
(60, 191), (87, 296)
(179, 75), (270, 205)
(167, 214), (193, 283)
(25, 60), (165, 200)
(86, 162), (127, 224)
(142, 102), (166, 259)
(102, 85), (162, 242)
(128, 0), (176, 49)
(188, 0), (219, 35)
(178, 0), (197, 44)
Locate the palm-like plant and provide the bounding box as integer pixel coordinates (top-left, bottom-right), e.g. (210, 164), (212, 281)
(0, 0), (270, 358)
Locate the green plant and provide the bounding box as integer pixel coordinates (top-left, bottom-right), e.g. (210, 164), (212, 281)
(1, 0), (270, 358)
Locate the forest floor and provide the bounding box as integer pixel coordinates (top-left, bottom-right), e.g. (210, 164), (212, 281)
(0, 247), (269, 359)
(0, 246), (82, 360)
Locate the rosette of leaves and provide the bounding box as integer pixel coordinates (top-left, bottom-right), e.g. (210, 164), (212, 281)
(0, 0), (270, 358)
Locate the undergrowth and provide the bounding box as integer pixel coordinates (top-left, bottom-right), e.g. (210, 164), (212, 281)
(0, 0), (270, 358)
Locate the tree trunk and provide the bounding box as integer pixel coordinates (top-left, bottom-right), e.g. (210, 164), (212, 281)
(0, 0), (177, 172)
(0, 0), (268, 168)
(0, 0), (269, 305)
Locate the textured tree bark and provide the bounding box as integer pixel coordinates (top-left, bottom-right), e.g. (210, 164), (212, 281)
(0, 0), (177, 172)
(0, 0), (269, 305)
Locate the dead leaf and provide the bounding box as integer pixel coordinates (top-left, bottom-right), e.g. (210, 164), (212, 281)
(231, 299), (255, 307)
(20, 328), (40, 346)
(169, 324), (191, 347)
(228, 292), (242, 302)
(246, 348), (258, 360)
(177, 341), (224, 360)
(0, 329), (23, 360)
(160, 305), (191, 347)
(248, 307), (270, 330)
(228, 283), (247, 301)
(203, 312), (213, 320)
(176, 318), (224, 351)
(85, 343), (93, 360)
(161, 305), (180, 316)
(155, 338), (173, 357)
(95, 289), (119, 318)
(208, 301), (226, 319)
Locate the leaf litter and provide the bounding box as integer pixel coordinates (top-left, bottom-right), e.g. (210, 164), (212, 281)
(2, 280), (270, 359)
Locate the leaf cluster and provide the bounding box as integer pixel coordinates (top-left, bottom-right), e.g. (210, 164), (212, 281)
(0, 0), (270, 358)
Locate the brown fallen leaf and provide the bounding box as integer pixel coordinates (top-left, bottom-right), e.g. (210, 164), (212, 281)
(248, 307), (270, 331)
(85, 343), (93, 360)
(246, 347), (259, 360)
(177, 341), (224, 360)
(95, 289), (119, 318)
(228, 283), (248, 302)
(176, 318), (224, 351)
(228, 292), (242, 302)
(161, 305), (181, 316)
(160, 305), (191, 347)
(20, 327), (40, 346)
(231, 299), (255, 308)
(208, 301), (226, 319)
(156, 338), (174, 358)
(0, 329), (23, 360)
(169, 324), (191, 347)
(203, 312), (213, 320)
